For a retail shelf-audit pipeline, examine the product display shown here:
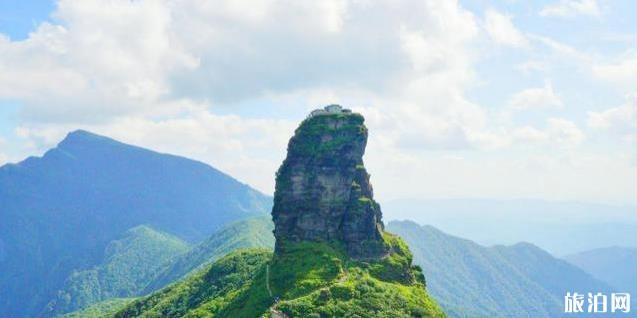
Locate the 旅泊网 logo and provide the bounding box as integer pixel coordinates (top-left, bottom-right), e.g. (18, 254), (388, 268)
(565, 292), (631, 314)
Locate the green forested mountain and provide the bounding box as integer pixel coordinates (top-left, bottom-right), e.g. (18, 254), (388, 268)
(45, 226), (189, 316)
(57, 217), (274, 317)
(0, 130), (271, 318)
(387, 220), (614, 318)
(5, 127), (627, 318)
(144, 216), (275, 292)
(60, 298), (135, 318)
(113, 249), (272, 318)
(112, 240), (444, 318)
(109, 108), (446, 318)
(66, 217), (627, 318)
(61, 218), (628, 318)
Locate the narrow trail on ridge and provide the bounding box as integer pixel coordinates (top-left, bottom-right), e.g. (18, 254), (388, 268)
(266, 264), (273, 298)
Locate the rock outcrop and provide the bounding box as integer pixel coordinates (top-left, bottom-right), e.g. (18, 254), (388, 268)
(111, 105), (447, 318)
(272, 105), (388, 258)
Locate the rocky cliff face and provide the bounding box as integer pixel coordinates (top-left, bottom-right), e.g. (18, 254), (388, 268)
(272, 106), (388, 258)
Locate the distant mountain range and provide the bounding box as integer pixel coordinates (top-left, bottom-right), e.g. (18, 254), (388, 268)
(383, 198), (637, 255)
(565, 246), (637, 311)
(63, 216), (626, 318)
(3, 130), (635, 317)
(386, 220), (617, 318)
(0, 130), (271, 318)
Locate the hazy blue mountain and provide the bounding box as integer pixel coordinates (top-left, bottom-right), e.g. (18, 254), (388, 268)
(383, 198), (637, 255)
(565, 247), (637, 296)
(0, 130), (271, 318)
(45, 225), (189, 316)
(387, 220), (616, 318)
(143, 216), (275, 292)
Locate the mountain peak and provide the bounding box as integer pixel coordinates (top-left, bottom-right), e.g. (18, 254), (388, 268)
(58, 129), (118, 149)
(103, 106), (445, 318)
(0, 129), (273, 317)
(66, 129), (99, 138)
(272, 105), (387, 259)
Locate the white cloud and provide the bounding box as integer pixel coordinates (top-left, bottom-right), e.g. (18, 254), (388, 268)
(544, 118), (585, 147)
(592, 54), (637, 91)
(1, 0), (635, 203)
(540, 0), (601, 18)
(508, 81), (563, 111)
(516, 60), (549, 74)
(588, 98), (637, 143)
(533, 35), (637, 94)
(0, 1), (198, 123)
(0, 0), (480, 121)
(0, 0), (489, 193)
(368, 145), (635, 204)
(506, 118), (585, 148)
(0, 137), (7, 165)
(483, 9), (529, 48)
(511, 126), (550, 144)
(390, 2), (486, 151)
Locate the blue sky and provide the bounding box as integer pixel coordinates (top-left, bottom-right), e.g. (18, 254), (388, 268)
(0, 1), (54, 40)
(0, 0), (636, 204)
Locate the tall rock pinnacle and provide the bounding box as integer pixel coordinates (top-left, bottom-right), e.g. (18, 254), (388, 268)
(272, 105), (388, 259)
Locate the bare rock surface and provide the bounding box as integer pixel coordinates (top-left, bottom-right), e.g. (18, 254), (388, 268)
(272, 105), (387, 258)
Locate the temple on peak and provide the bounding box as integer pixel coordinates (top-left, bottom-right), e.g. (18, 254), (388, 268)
(307, 104), (352, 118)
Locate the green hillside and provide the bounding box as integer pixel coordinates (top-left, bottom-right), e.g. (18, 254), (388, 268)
(387, 220), (613, 318)
(60, 298), (135, 318)
(45, 225), (189, 316)
(61, 217), (622, 318)
(112, 236), (445, 318)
(54, 217), (275, 317)
(0, 130), (271, 318)
(144, 216), (275, 292)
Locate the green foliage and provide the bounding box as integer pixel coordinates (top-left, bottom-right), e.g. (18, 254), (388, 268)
(144, 216), (275, 292)
(217, 241), (346, 318)
(285, 113), (365, 159)
(111, 237), (446, 318)
(47, 225), (189, 316)
(271, 241), (345, 298)
(276, 268), (443, 318)
(366, 232), (418, 284)
(265, 240), (445, 318)
(113, 249), (272, 318)
(60, 298), (135, 318)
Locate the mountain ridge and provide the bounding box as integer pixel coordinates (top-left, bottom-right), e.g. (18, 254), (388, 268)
(382, 198), (637, 255)
(44, 225), (189, 317)
(59, 217), (627, 318)
(143, 216), (275, 293)
(110, 105), (446, 317)
(564, 246), (637, 306)
(0, 129), (272, 318)
(387, 220), (616, 318)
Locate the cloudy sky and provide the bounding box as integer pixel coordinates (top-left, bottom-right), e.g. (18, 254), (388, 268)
(0, 0), (636, 204)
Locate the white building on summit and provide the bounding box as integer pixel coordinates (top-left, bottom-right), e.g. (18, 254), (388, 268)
(308, 104), (351, 118)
